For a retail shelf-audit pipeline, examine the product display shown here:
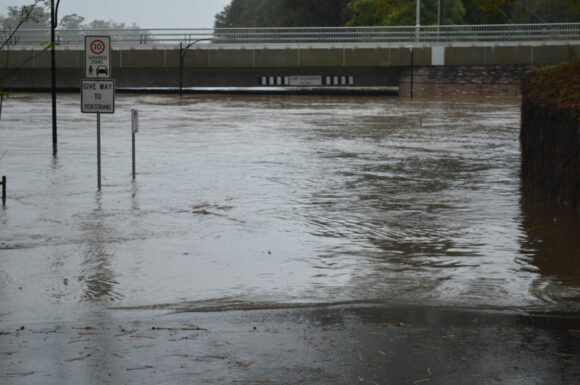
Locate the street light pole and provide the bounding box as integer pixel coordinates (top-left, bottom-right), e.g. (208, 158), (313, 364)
(179, 42), (184, 97)
(179, 39), (212, 97)
(415, 0), (421, 42)
(50, 0), (61, 156)
(437, 0), (442, 41)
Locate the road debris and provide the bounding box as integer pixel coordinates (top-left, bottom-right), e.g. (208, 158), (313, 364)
(414, 344), (440, 351)
(152, 324), (206, 331)
(382, 322), (405, 328)
(5, 372), (34, 377)
(126, 365), (154, 371)
(235, 360), (255, 368)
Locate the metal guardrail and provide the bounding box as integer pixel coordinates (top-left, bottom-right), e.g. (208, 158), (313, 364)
(3, 23), (580, 49)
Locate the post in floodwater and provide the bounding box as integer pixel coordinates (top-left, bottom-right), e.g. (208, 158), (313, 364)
(131, 109), (139, 180)
(410, 48), (415, 100)
(82, 35), (114, 191)
(1, 175), (6, 206)
(97, 112), (101, 190)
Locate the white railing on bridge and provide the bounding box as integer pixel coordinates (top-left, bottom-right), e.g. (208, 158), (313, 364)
(3, 23), (579, 49)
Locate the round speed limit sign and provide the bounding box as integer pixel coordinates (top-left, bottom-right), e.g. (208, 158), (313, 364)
(90, 39), (106, 55)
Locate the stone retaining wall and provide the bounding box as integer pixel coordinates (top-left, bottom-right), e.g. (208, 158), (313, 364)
(399, 65), (529, 99)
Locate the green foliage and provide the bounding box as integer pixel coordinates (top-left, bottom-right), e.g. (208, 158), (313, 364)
(347, 0), (465, 26)
(215, 0), (349, 28)
(472, 0), (580, 23)
(0, 1), (47, 30)
(524, 61), (580, 118)
(0, 3), (138, 31)
(214, 0), (580, 27)
(473, 0), (515, 14)
(59, 13), (84, 29)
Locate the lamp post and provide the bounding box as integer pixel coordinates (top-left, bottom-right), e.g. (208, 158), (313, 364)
(179, 39), (212, 97)
(50, 0), (61, 156)
(437, 0), (442, 41)
(415, 0), (421, 42)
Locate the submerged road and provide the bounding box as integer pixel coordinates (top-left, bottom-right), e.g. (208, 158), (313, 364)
(0, 94), (579, 383)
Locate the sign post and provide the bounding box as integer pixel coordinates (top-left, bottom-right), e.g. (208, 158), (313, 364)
(131, 109), (139, 180)
(97, 112), (101, 190)
(81, 80), (115, 190)
(82, 35), (114, 190)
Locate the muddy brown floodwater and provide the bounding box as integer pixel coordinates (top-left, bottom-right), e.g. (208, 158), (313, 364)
(0, 93), (579, 325)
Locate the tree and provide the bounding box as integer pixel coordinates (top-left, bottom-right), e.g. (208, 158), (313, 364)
(59, 13), (84, 29)
(0, 1), (47, 120)
(277, 0), (350, 26)
(87, 19), (128, 29)
(215, 0), (349, 28)
(466, 0), (580, 23)
(507, 0), (580, 23)
(215, 0), (261, 28)
(347, 0), (465, 26)
(1, 4), (49, 30)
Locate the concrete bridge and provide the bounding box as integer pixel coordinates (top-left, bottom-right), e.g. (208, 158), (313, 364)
(2, 24), (579, 95)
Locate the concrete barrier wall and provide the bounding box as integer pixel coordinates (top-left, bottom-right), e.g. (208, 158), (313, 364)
(0, 44), (577, 90)
(3, 44), (576, 69)
(2, 67), (402, 89)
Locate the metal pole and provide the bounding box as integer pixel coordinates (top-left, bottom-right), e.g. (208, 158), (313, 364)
(132, 131), (136, 180)
(179, 39), (212, 96)
(437, 0), (441, 42)
(416, 0), (421, 42)
(50, 1), (57, 156)
(179, 42), (183, 97)
(97, 112), (101, 190)
(410, 48), (414, 100)
(1, 176), (5, 207)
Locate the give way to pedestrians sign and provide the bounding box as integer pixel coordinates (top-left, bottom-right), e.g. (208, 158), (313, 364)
(81, 79), (115, 114)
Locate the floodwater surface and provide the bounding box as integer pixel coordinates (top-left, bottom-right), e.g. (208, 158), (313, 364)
(0, 93), (579, 322)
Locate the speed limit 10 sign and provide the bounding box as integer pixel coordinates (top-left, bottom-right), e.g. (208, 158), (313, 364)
(85, 36), (111, 78)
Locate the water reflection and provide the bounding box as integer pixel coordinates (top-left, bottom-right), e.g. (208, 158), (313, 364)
(297, 102), (528, 307)
(80, 193), (121, 301)
(520, 193), (580, 305)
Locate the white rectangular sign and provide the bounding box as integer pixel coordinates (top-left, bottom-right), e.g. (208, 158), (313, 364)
(81, 80), (115, 114)
(131, 109), (139, 133)
(288, 76), (322, 86)
(85, 36), (111, 78)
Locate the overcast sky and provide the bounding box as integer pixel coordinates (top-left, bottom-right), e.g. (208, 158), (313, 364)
(0, 0), (231, 28)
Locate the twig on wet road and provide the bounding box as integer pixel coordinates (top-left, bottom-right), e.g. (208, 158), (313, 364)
(126, 365), (154, 371)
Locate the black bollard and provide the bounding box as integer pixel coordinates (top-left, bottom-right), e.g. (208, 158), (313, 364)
(1, 176), (5, 206)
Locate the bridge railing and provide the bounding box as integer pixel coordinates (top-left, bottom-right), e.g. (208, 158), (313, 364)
(2, 23), (579, 49)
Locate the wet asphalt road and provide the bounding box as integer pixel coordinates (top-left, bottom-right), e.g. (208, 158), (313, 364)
(1, 304), (579, 385)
